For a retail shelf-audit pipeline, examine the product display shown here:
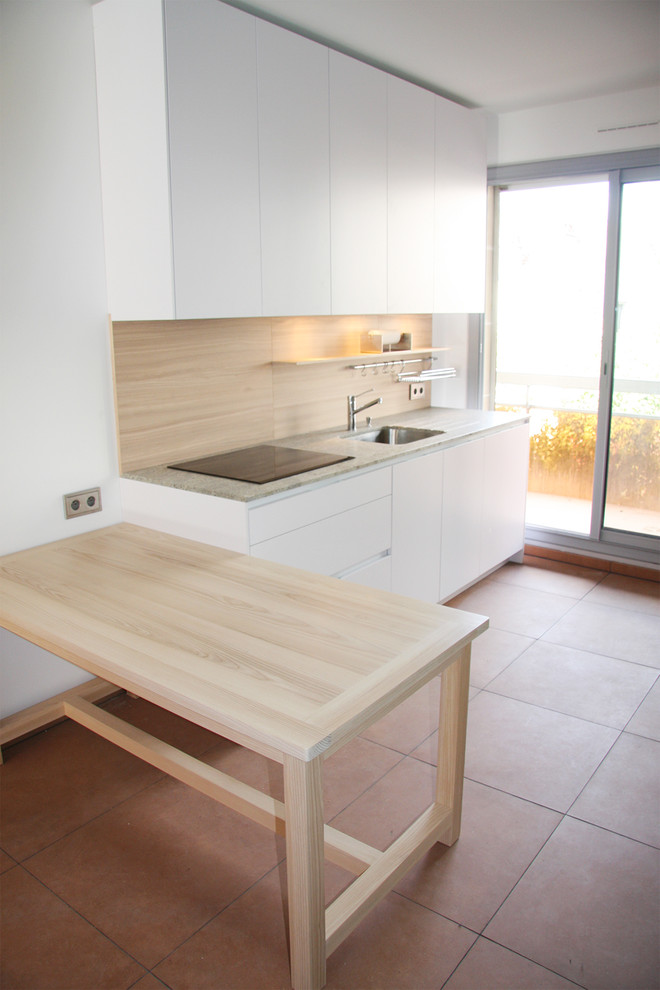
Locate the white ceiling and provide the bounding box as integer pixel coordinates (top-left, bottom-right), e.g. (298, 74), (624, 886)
(225, 0), (660, 113)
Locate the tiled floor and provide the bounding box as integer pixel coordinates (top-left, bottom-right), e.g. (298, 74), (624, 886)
(1, 559), (659, 990)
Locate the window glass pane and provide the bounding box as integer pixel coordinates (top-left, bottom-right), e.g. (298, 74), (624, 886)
(603, 179), (660, 537)
(495, 180), (609, 534)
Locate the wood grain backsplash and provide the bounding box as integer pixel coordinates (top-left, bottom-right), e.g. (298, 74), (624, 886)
(112, 315), (432, 471)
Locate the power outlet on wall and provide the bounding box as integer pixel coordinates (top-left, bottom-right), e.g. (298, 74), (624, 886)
(409, 384), (426, 400)
(64, 487), (102, 520)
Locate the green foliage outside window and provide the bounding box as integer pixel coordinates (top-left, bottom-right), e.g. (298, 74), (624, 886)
(527, 410), (660, 510)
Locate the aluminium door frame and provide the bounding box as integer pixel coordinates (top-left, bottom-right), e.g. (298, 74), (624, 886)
(487, 150), (660, 565)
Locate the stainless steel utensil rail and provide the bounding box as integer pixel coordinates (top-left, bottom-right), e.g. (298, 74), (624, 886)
(397, 367), (457, 382)
(348, 357), (432, 372)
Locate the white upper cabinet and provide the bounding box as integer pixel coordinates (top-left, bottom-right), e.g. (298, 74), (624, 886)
(256, 21), (332, 316)
(165, 1), (262, 318)
(329, 52), (388, 315)
(93, 0), (174, 321)
(387, 76), (436, 314)
(93, 2), (486, 321)
(434, 99), (487, 313)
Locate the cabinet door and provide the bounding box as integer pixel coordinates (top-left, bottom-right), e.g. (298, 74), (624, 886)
(439, 439), (484, 602)
(392, 452), (443, 602)
(329, 51), (387, 315)
(248, 468), (391, 544)
(480, 425), (529, 573)
(250, 498), (391, 577)
(387, 76), (436, 314)
(434, 98), (487, 313)
(344, 555), (392, 592)
(93, 0), (174, 320)
(256, 21), (331, 316)
(165, 1), (262, 319)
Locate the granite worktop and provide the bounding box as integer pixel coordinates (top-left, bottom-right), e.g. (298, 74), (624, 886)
(122, 407), (528, 504)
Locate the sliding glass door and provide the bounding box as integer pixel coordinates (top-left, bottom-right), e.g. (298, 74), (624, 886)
(602, 178), (660, 539)
(495, 178), (609, 535)
(491, 159), (659, 560)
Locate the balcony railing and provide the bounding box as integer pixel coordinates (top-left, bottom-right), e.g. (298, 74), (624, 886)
(495, 373), (660, 518)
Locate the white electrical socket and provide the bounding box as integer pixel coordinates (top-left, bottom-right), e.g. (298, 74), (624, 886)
(64, 487), (102, 519)
(409, 384), (426, 400)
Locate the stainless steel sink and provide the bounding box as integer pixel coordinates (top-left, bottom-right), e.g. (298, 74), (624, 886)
(357, 426), (445, 445)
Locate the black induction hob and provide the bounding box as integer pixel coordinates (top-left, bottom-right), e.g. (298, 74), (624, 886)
(169, 445), (354, 484)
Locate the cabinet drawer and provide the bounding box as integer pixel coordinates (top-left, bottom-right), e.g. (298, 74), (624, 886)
(342, 553), (391, 592)
(248, 467), (391, 544)
(250, 496), (391, 577)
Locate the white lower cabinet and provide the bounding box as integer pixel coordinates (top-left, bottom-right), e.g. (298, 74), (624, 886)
(249, 493), (391, 580)
(480, 424), (529, 574)
(439, 424), (529, 602)
(439, 439), (485, 602)
(391, 451), (444, 602)
(248, 467), (392, 587)
(121, 426), (527, 604)
(343, 554), (392, 590)
(392, 425), (528, 605)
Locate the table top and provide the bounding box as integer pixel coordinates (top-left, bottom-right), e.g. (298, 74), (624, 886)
(0, 524), (487, 761)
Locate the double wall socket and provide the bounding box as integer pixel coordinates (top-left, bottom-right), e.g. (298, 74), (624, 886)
(409, 383), (426, 400)
(64, 487), (102, 519)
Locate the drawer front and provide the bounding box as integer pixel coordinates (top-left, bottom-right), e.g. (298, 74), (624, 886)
(342, 553), (392, 592)
(248, 466), (391, 544)
(250, 496), (391, 577)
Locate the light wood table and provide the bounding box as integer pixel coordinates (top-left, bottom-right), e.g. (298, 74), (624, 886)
(0, 524), (487, 989)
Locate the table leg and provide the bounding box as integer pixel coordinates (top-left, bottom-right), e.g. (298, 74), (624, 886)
(283, 753), (326, 990)
(436, 644), (471, 846)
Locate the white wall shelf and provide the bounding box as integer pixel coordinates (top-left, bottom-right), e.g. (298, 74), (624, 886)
(273, 347), (448, 367)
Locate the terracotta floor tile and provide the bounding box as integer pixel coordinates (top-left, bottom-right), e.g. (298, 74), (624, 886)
(449, 581), (579, 638)
(583, 573), (660, 616)
(443, 937), (578, 989)
(395, 780), (561, 932)
(489, 560), (607, 597)
(0, 866), (145, 990)
(463, 692), (619, 811)
(324, 890), (477, 989)
(542, 601), (660, 668)
(27, 775), (282, 969)
(103, 692), (220, 755)
(155, 865), (477, 990)
(570, 732), (660, 847)
(484, 817), (660, 990)
(201, 733), (403, 823)
(130, 976), (171, 990)
(487, 640), (658, 728)
(468, 627), (535, 689)
(328, 756), (436, 851)
(201, 734), (284, 800)
(322, 736), (404, 819)
(359, 676), (442, 754)
(0, 719), (162, 861)
(153, 867), (297, 990)
(626, 678), (660, 741)
(0, 848), (15, 873)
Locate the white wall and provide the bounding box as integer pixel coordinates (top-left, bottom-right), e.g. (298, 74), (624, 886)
(0, 1), (122, 717)
(431, 314), (483, 409)
(488, 86), (660, 166)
